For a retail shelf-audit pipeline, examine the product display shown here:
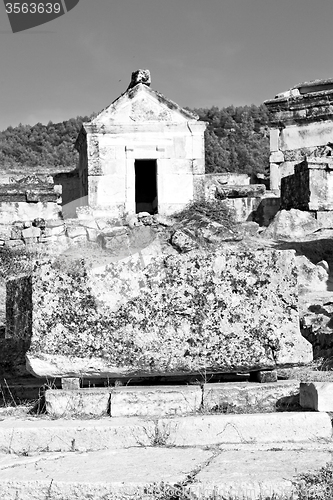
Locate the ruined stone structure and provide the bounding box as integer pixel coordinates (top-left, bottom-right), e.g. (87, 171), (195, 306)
(0, 175), (61, 224)
(281, 157), (333, 213)
(264, 79), (333, 194)
(74, 70), (207, 218)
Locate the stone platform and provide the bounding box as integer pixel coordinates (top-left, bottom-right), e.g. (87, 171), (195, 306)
(43, 380), (301, 418)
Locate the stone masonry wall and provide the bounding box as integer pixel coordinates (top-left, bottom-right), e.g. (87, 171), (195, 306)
(0, 176), (62, 223)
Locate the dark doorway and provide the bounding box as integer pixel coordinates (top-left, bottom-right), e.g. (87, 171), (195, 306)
(135, 159), (158, 214)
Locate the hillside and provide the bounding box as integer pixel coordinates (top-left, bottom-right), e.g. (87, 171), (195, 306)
(0, 116), (92, 177)
(0, 104), (270, 178)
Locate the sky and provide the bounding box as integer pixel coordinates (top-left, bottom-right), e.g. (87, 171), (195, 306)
(1, 0), (333, 130)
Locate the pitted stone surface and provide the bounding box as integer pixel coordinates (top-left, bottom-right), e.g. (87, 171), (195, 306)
(23, 248), (311, 379)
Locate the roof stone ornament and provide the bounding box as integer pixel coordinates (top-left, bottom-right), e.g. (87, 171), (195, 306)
(127, 69), (151, 90)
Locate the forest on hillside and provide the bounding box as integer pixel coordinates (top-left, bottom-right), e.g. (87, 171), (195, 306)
(0, 104), (270, 176)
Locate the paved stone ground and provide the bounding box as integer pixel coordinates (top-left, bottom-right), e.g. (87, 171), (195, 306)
(0, 446), (332, 499)
(0, 413), (331, 499)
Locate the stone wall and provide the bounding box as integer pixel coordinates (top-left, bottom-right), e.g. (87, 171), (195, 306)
(0, 176), (62, 223)
(264, 80), (333, 193)
(281, 159), (333, 211)
(53, 170), (81, 218)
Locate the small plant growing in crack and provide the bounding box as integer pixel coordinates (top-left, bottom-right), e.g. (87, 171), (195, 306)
(151, 420), (172, 447)
(136, 419), (177, 447)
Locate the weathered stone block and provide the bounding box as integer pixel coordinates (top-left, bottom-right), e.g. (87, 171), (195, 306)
(215, 184), (265, 199)
(269, 151), (284, 163)
(281, 159), (333, 211)
(86, 228), (99, 242)
(203, 380), (300, 413)
(61, 377), (80, 390)
(316, 211), (333, 228)
(300, 382), (333, 411)
(10, 226), (22, 240)
(102, 233), (129, 253)
(0, 201), (61, 223)
(5, 275), (32, 340)
(66, 226), (87, 239)
(5, 240), (25, 249)
(45, 388), (110, 418)
(170, 230), (198, 253)
(110, 385), (202, 417)
(0, 226), (11, 241)
(249, 369), (278, 383)
(261, 209), (319, 240)
(22, 227), (41, 240)
(25, 189), (57, 203)
(296, 255), (329, 291)
(48, 224), (66, 237)
(253, 193), (280, 227)
(219, 197), (261, 222)
(24, 247), (312, 378)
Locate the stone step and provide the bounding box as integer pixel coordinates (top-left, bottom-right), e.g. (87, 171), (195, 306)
(44, 380), (301, 418)
(0, 446), (332, 500)
(0, 412), (330, 454)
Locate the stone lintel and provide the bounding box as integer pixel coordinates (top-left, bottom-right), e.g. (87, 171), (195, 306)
(83, 121), (199, 135)
(265, 88), (333, 109)
(265, 93), (333, 127)
(306, 159), (333, 170)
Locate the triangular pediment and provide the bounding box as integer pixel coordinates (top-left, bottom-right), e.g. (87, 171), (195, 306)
(90, 84), (198, 126)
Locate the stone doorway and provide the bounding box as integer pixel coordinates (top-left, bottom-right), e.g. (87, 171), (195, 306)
(135, 159), (158, 214)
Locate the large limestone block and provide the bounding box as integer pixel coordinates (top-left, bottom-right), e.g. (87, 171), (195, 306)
(110, 385), (202, 417)
(300, 382), (333, 411)
(24, 247), (312, 378)
(261, 209), (319, 240)
(215, 184), (266, 199)
(295, 255), (329, 292)
(219, 197), (261, 222)
(203, 380), (300, 413)
(45, 388), (110, 418)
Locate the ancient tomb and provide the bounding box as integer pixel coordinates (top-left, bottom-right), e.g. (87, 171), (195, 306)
(264, 78), (333, 194)
(74, 69), (207, 218)
(281, 157), (333, 214)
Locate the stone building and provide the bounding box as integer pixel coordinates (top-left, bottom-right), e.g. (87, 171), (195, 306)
(264, 78), (333, 193)
(74, 70), (207, 218)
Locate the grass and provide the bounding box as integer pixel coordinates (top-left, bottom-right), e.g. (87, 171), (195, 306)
(128, 468), (333, 499)
(295, 462), (333, 500)
(172, 200), (236, 228)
